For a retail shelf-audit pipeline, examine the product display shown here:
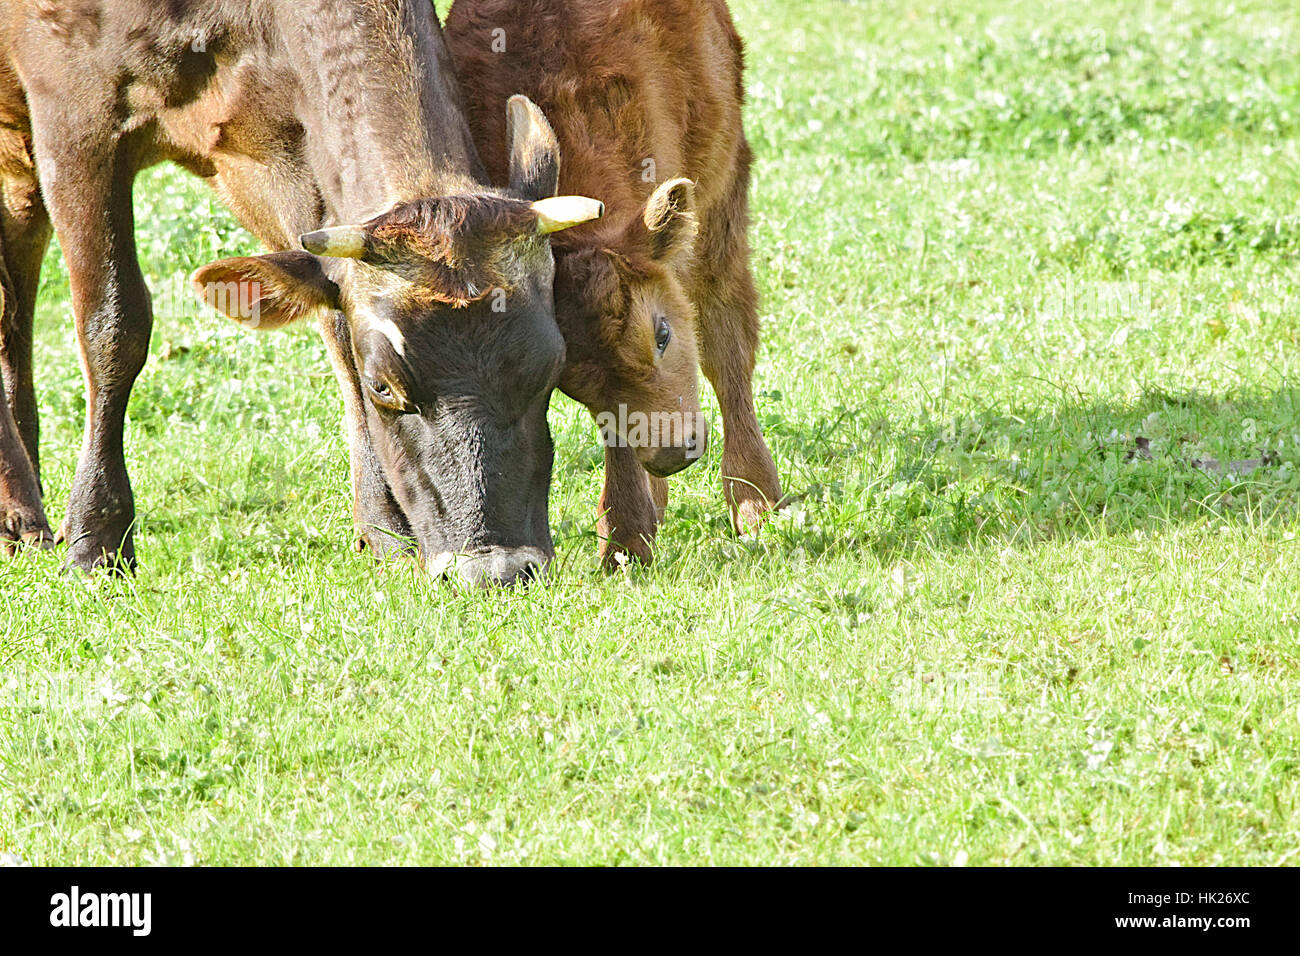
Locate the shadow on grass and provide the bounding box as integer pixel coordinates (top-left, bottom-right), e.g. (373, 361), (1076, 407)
(35, 386), (1295, 580)
(655, 385), (1300, 570)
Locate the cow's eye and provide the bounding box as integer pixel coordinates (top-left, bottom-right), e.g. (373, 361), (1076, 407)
(366, 377), (406, 410)
(654, 316), (671, 355)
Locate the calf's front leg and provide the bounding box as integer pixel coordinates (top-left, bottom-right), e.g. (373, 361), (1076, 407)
(597, 442), (660, 569)
(693, 173), (782, 535)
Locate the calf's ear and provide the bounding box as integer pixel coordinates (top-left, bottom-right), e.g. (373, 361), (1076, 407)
(191, 251), (339, 330)
(641, 178), (698, 261)
(506, 94), (560, 201)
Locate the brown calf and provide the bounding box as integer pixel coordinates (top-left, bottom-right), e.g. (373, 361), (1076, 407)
(447, 0), (783, 567)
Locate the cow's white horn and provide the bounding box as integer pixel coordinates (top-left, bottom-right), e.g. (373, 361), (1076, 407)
(531, 196), (605, 235)
(300, 226), (368, 259)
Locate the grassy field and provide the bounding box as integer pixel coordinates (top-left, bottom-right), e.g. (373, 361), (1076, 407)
(3, 0), (1300, 865)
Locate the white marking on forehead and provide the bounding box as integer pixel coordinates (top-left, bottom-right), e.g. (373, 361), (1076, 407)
(364, 313), (406, 357)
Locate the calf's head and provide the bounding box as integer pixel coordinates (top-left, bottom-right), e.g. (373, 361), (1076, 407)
(552, 179), (707, 477)
(192, 97), (602, 586)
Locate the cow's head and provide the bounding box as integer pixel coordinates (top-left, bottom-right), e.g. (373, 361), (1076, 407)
(192, 97), (602, 586)
(551, 178), (707, 477)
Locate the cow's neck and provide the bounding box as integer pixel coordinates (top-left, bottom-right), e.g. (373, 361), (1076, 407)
(275, 0), (487, 223)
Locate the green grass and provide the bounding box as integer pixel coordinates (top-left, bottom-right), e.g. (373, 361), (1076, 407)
(3, 0), (1300, 865)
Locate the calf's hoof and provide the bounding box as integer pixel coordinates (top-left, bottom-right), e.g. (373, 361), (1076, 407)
(725, 478), (782, 537)
(598, 532), (654, 571)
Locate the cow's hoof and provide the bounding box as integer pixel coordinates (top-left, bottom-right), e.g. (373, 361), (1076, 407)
(0, 520), (54, 556)
(1, 510), (55, 557)
(356, 526), (418, 561)
(61, 536), (136, 576)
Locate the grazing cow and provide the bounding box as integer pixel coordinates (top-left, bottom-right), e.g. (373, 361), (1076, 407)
(0, 0), (604, 586)
(446, 0), (782, 567)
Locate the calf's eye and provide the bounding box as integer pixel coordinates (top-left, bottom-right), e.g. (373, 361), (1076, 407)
(654, 316), (672, 355)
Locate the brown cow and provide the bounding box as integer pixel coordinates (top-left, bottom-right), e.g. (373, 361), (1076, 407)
(0, 0), (603, 586)
(446, 0), (783, 567)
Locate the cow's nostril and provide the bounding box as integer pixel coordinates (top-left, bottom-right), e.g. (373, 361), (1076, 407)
(440, 547), (551, 588)
(511, 558), (546, 585)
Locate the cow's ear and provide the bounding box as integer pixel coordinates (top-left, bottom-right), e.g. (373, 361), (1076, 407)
(191, 251), (339, 330)
(642, 178), (698, 261)
(506, 94), (560, 201)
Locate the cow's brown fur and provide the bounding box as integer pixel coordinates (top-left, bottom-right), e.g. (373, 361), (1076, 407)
(363, 193), (543, 305)
(0, 0), (576, 582)
(447, 0), (782, 566)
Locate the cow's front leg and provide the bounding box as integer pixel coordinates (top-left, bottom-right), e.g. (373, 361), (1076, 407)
(37, 131), (151, 573)
(597, 442), (660, 569)
(318, 311), (415, 560)
(0, 197), (54, 554)
(0, 383), (50, 554)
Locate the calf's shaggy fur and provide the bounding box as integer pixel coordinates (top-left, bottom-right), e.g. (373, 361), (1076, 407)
(447, 0), (783, 566)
